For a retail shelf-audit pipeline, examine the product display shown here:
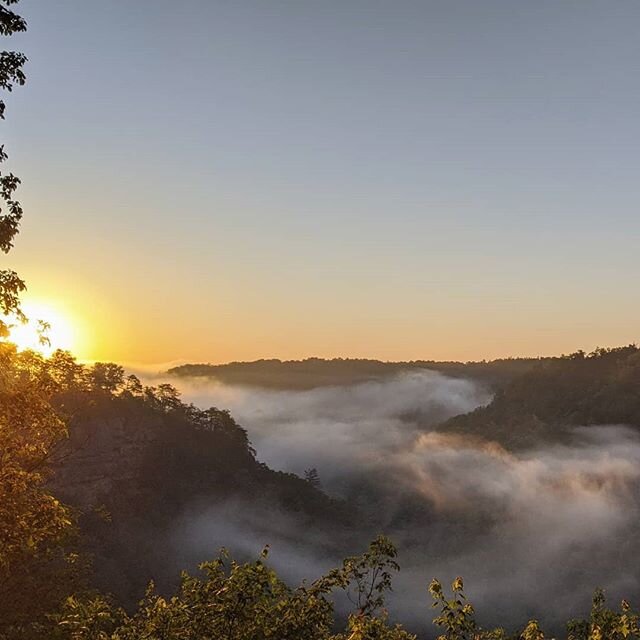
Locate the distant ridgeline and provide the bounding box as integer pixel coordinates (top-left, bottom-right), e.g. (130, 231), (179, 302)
(439, 345), (640, 448)
(167, 356), (551, 390)
(169, 347), (640, 449)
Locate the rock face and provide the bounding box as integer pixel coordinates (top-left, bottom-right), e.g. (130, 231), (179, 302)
(43, 395), (350, 608)
(50, 409), (161, 509)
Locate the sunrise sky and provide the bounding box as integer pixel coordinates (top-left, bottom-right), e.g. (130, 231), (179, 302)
(6, 1), (640, 364)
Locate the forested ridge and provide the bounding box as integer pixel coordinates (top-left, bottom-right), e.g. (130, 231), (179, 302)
(0, 344), (351, 635)
(167, 357), (552, 391)
(440, 345), (640, 448)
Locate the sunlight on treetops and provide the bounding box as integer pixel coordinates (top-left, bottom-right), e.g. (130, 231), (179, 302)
(6, 300), (79, 356)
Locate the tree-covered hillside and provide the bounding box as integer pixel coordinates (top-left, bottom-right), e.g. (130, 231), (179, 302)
(56, 376), (350, 607)
(440, 345), (640, 448)
(0, 344), (351, 637)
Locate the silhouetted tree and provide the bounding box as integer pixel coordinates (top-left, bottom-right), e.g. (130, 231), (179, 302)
(304, 467), (321, 489)
(120, 373), (143, 398)
(88, 362), (125, 393)
(0, 0), (27, 337)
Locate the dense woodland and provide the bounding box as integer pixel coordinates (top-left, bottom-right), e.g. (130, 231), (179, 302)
(440, 345), (640, 448)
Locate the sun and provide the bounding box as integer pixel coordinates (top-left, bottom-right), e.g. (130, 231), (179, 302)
(8, 301), (77, 356)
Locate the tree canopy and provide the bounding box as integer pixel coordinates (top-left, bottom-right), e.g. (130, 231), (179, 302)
(0, 0), (27, 336)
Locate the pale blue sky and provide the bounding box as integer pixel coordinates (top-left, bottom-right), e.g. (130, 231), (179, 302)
(5, 1), (640, 362)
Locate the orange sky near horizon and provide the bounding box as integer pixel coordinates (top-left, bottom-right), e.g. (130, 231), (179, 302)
(14, 273), (639, 367)
(6, 2), (640, 367)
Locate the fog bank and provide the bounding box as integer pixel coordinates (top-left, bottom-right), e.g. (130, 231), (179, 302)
(165, 371), (640, 634)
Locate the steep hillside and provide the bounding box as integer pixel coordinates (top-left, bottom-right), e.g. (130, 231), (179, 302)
(30, 359), (351, 605)
(439, 345), (640, 448)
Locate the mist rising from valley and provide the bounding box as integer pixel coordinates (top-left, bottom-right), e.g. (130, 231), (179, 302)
(158, 370), (640, 633)
(173, 370), (490, 481)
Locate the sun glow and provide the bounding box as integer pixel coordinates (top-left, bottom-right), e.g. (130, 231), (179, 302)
(8, 301), (78, 356)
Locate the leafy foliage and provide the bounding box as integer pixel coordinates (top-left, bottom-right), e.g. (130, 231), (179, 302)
(428, 577), (509, 640)
(0, 344), (76, 637)
(47, 554), (640, 640)
(429, 577), (479, 640)
(567, 588), (640, 640)
(0, 0), (27, 336)
(427, 578), (640, 640)
(52, 540), (412, 640)
(320, 535), (400, 616)
(334, 614), (417, 640)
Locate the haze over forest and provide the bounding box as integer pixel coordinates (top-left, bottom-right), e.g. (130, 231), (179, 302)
(3, 2), (640, 640)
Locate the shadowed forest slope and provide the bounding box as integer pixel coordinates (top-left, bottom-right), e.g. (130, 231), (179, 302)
(439, 345), (640, 448)
(0, 347), (348, 625)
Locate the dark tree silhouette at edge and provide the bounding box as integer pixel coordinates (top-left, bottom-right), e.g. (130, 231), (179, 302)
(0, 0), (27, 336)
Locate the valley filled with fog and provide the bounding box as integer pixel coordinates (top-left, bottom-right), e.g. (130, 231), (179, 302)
(165, 369), (640, 633)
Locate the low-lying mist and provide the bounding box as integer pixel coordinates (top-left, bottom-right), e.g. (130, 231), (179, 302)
(161, 370), (640, 634)
(174, 370), (490, 482)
